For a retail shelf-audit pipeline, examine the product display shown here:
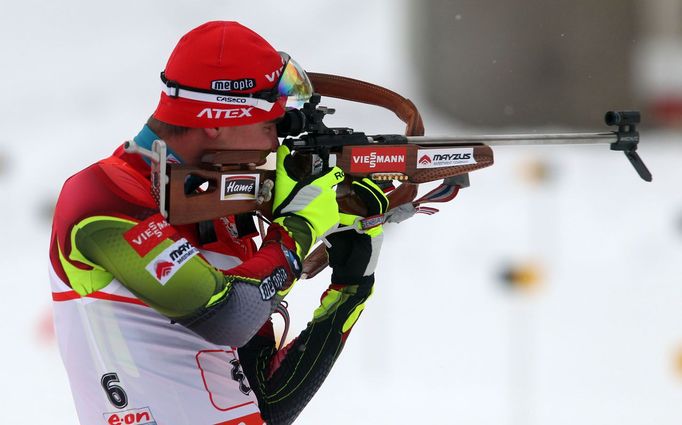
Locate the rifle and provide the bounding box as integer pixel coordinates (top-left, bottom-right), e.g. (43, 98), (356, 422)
(124, 73), (651, 278)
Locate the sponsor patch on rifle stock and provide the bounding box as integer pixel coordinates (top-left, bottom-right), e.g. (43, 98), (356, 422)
(220, 174), (260, 201)
(416, 148), (477, 169)
(350, 147), (407, 172)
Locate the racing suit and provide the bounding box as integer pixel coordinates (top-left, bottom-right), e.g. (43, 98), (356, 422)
(49, 126), (373, 425)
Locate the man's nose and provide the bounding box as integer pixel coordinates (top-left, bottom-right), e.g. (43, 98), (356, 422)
(270, 136), (279, 152)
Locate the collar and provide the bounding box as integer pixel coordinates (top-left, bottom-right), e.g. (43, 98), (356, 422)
(120, 124), (206, 197)
(132, 125), (184, 165)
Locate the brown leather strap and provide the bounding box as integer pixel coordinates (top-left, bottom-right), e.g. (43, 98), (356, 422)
(308, 73), (425, 137)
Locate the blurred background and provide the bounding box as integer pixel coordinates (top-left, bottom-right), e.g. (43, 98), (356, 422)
(1, 0), (681, 424)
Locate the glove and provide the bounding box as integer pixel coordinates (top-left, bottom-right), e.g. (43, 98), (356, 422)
(326, 178), (389, 286)
(272, 144), (345, 258)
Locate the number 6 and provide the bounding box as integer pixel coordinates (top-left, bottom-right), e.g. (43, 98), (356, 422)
(101, 373), (128, 409)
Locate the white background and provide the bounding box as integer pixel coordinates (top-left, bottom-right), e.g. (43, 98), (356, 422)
(1, 1), (681, 424)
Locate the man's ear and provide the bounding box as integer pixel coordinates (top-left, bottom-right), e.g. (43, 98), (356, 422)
(203, 127), (220, 139)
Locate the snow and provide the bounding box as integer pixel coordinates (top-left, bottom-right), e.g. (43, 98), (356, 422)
(2, 1), (682, 424)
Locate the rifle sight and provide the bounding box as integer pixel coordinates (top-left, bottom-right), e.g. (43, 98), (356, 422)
(276, 94), (335, 138)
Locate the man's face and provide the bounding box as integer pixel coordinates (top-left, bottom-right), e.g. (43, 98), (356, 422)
(173, 118), (280, 165)
(206, 119), (280, 152)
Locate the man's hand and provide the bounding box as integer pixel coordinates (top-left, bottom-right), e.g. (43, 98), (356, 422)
(272, 144), (345, 258)
(327, 178), (389, 286)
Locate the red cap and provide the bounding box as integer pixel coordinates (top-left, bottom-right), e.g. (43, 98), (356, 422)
(153, 21), (287, 128)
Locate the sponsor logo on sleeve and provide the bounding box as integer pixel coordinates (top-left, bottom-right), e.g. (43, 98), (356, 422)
(220, 174), (260, 201)
(281, 245), (302, 277)
(145, 238), (198, 285)
(104, 407), (157, 425)
(416, 148), (477, 169)
(259, 267), (289, 300)
(124, 214), (175, 257)
(350, 147), (407, 172)
(154, 261), (175, 280)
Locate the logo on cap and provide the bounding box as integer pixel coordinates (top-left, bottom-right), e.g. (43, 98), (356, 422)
(211, 78), (256, 91)
(196, 107), (254, 119)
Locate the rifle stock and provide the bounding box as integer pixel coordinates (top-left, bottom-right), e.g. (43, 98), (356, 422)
(161, 141), (493, 225)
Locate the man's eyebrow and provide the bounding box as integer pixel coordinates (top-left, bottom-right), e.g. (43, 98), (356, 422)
(266, 117), (282, 124)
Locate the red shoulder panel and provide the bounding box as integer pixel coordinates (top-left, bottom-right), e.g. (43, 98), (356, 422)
(49, 155), (158, 285)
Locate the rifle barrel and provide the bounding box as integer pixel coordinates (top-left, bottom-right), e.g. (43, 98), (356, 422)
(405, 132), (617, 146)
